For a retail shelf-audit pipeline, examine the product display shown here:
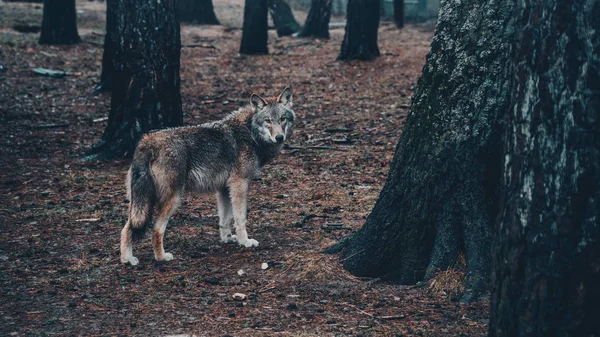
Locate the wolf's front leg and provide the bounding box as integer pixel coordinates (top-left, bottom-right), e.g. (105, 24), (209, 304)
(229, 178), (258, 248)
(216, 188), (235, 243)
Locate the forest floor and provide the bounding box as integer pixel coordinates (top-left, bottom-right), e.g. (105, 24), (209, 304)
(0, 1), (489, 336)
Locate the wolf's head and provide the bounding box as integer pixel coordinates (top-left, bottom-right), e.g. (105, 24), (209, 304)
(250, 87), (295, 144)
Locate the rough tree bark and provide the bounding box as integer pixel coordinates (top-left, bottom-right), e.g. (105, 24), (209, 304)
(39, 0), (81, 45)
(179, 0), (220, 25)
(339, 0), (517, 302)
(490, 0), (600, 336)
(88, 0), (183, 159)
(338, 0), (380, 61)
(95, 0), (116, 93)
(240, 0), (269, 55)
(297, 0), (331, 39)
(393, 0), (404, 28)
(268, 0), (300, 37)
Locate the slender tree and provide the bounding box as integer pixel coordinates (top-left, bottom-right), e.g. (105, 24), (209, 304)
(338, 0), (380, 61)
(39, 0), (81, 45)
(88, 0), (183, 159)
(240, 0), (269, 55)
(490, 0), (600, 335)
(297, 0), (332, 39)
(95, 0), (117, 93)
(393, 0), (404, 28)
(268, 0), (300, 37)
(179, 0), (220, 25)
(337, 0), (515, 302)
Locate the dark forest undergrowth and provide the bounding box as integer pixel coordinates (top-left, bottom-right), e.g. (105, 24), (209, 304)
(0, 1), (488, 336)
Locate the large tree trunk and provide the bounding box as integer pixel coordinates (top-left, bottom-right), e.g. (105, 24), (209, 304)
(240, 0), (269, 55)
(268, 0), (300, 37)
(340, 0), (517, 302)
(490, 0), (600, 336)
(38, 0), (81, 45)
(88, 0), (183, 159)
(337, 0), (380, 61)
(95, 0), (117, 93)
(297, 0), (331, 39)
(179, 0), (220, 25)
(393, 0), (404, 28)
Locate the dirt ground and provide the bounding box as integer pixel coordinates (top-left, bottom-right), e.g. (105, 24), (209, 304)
(0, 1), (489, 336)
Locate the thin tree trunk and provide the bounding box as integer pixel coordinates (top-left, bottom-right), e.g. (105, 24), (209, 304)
(95, 0), (116, 93)
(393, 0), (404, 28)
(179, 0), (220, 25)
(340, 0), (517, 302)
(88, 0), (183, 159)
(490, 0), (600, 335)
(268, 0), (300, 36)
(297, 0), (331, 39)
(338, 0), (380, 61)
(39, 0), (81, 45)
(240, 0), (269, 55)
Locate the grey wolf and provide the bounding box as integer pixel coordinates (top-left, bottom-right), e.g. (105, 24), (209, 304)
(120, 88), (295, 265)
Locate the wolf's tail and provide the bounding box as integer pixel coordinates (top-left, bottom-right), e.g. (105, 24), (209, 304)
(127, 151), (156, 241)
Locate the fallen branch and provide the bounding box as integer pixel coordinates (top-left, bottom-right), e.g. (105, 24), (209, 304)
(75, 218), (101, 223)
(321, 223), (351, 230)
(324, 128), (353, 133)
(30, 122), (69, 129)
(183, 43), (217, 49)
(284, 145), (347, 151)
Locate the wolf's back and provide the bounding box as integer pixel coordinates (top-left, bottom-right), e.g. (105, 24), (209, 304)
(127, 146), (156, 240)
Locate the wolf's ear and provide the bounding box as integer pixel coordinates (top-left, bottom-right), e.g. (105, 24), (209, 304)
(278, 87), (293, 107)
(250, 93), (268, 111)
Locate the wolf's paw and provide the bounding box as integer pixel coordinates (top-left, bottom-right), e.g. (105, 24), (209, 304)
(221, 234), (237, 244)
(239, 238), (259, 248)
(122, 256), (139, 266)
(156, 253), (174, 262)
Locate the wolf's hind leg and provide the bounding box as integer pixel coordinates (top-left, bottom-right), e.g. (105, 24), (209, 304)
(229, 178), (258, 248)
(120, 220), (139, 265)
(152, 194), (181, 261)
(217, 188), (235, 243)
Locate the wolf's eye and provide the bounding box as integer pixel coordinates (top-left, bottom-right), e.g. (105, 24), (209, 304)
(280, 117), (286, 123)
(264, 119), (272, 124)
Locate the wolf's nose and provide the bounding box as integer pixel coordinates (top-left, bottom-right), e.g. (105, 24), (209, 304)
(275, 135), (284, 143)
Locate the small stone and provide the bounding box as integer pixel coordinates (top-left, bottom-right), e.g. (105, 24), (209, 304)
(261, 263), (269, 270)
(319, 300), (329, 304)
(232, 293), (247, 301)
(237, 269), (245, 276)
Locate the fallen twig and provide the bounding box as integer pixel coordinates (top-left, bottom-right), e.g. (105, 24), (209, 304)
(284, 145), (347, 151)
(324, 128), (353, 133)
(30, 122), (69, 129)
(93, 117), (108, 123)
(321, 223), (351, 230)
(183, 43), (217, 49)
(75, 218), (101, 223)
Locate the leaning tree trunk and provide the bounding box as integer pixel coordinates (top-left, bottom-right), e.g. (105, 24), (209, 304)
(88, 0), (183, 159)
(297, 0), (331, 39)
(490, 0), (600, 336)
(268, 0), (300, 37)
(393, 0), (404, 28)
(39, 0), (81, 45)
(340, 0), (518, 302)
(240, 0), (269, 55)
(337, 0), (380, 61)
(95, 0), (117, 93)
(179, 0), (220, 25)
